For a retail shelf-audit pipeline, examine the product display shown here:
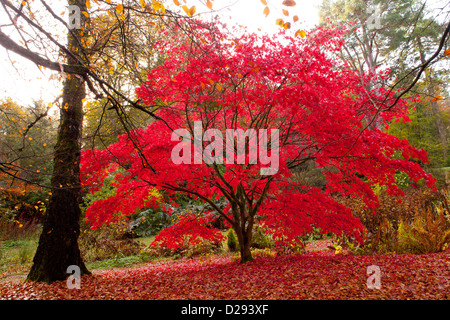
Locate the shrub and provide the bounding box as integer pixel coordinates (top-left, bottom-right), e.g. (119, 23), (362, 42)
(397, 206), (450, 254)
(78, 220), (144, 262)
(251, 224), (274, 249)
(336, 187), (448, 253)
(226, 225), (274, 252)
(127, 208), (171, 237)
(226, 228), (238, 252)
(146, 238), (222, 259)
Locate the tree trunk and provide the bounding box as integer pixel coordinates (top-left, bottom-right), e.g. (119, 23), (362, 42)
(235, 220), (254, 263)
(27, 0), (90, 283)
(238, 231), (253, 263)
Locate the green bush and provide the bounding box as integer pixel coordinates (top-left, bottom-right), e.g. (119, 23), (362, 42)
(227, 228), (238, 252)
(127, 208), (172, 237)
(251, 225), (274, 249)
(226, 225), (274, 252)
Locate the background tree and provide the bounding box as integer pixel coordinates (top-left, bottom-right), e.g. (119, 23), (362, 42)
(0, 98), (56, 223)
(0, 0), (250, 282)
(319, 0), (450, 166)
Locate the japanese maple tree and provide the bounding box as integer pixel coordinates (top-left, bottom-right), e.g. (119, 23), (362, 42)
(81, 21), (434, 262)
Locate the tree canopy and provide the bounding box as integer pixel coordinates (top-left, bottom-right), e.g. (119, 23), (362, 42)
(81, 21), (435, 262)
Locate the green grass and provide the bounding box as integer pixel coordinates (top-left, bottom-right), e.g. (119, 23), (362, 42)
(0, 239), (38, 278)
(86, 252), (153, 270)
(135, 235), (155, 247)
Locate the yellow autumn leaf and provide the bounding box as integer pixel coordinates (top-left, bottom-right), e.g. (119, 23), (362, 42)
(216, 83), (222, 91)
(140, 0), (146, 8)
(282, 9), (289, 16)
(36, 170), (40, 173)
(206, 0), (213, 9)
(432, 95), (443, 101)
(153, 1), (161, 11)
(275, 18), (284, 26)
(200, 82), (206, 89)
(105, 0), (110, 3)
(116, 4), (124, 13)
(283, 22), (291, 29)
(18, 224), (23, 228)
(189, 5), (196, 16)
(173, 0), (180, 5)
(43, 143), (47, 147)
(182, 5), (189, 15)
(445, 49), (450, 57)
(282, 0), (296, 6)
(295, 29), (306, 38)
(81, 11), (89, 17)
(263, 6), (270, 17)
(293, 15), (299, 22)
(109, 66), (114, 74)
(86, 0), (91, 9)
(260, 0), (267, 5)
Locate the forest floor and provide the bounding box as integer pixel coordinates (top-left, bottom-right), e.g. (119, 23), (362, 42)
(1, 239), (450, 300)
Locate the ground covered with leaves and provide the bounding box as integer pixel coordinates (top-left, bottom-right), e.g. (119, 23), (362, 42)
(1, 244), (450, 300)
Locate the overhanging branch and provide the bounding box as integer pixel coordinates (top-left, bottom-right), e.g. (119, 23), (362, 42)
(0, 30), (88, 75)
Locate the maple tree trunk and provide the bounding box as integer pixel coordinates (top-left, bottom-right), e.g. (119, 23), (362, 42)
(27, 0), (90, 283)
(237, 231), (253, 263)
(234, 217), (254, 263)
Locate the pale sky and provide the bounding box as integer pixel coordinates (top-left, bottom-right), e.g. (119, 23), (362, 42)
(0, 0), (320, 106)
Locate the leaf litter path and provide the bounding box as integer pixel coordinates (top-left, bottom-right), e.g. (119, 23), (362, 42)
(1, 247), (450, 299)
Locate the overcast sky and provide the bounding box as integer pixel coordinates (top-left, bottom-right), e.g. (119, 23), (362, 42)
(0, 0), (317, 106)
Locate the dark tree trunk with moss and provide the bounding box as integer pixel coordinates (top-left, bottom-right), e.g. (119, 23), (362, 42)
(27, 0), (90, 283)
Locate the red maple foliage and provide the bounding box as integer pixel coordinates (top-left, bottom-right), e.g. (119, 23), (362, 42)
(81, 21), (434, 262)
